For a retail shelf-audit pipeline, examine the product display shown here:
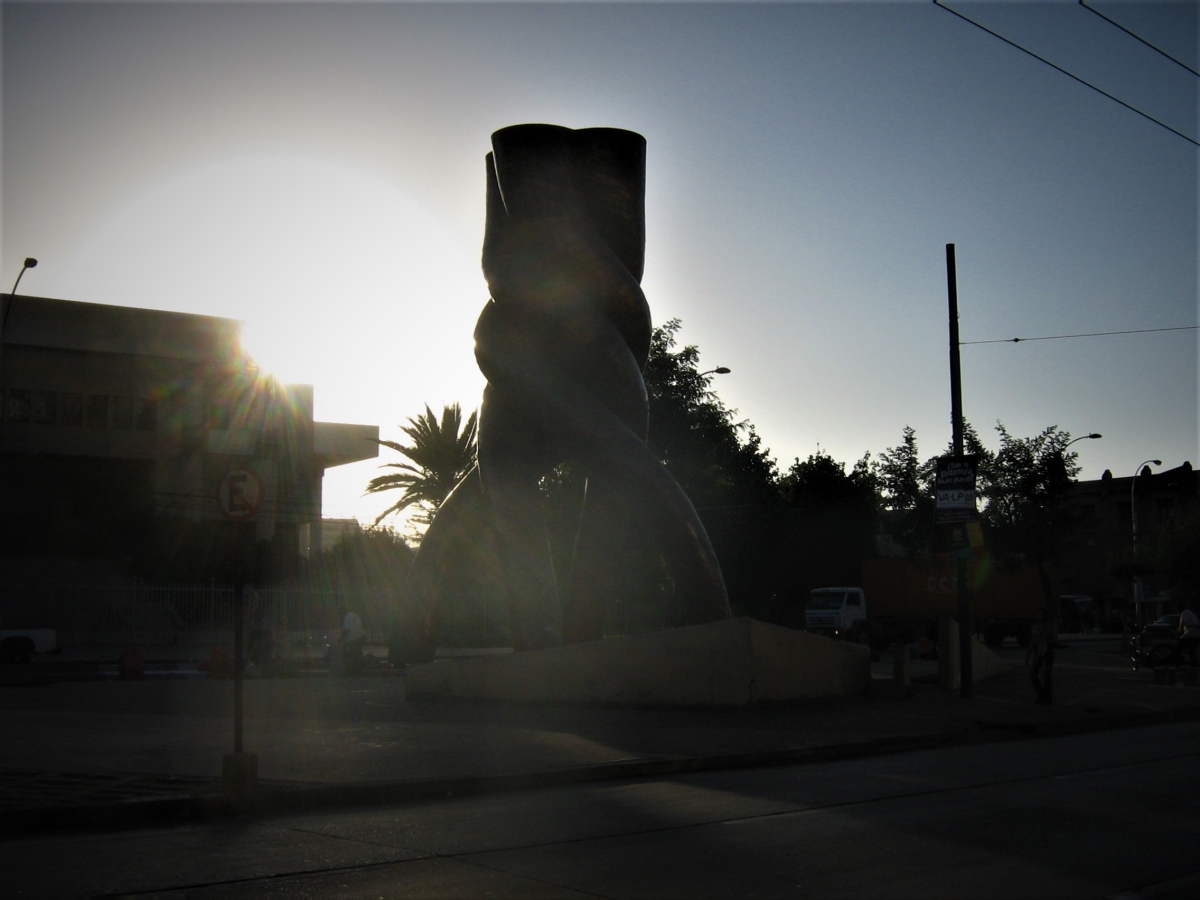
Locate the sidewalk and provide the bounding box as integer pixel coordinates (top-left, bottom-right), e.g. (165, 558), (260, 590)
(2, 638), (1197, 834)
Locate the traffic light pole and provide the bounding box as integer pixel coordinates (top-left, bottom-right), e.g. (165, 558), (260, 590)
(946, 244), (973, 698)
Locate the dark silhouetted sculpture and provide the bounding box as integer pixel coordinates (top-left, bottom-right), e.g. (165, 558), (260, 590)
(395, 124), (729, 662)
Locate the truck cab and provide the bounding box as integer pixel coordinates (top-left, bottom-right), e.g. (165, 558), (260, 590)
(805, 588), (869, 643)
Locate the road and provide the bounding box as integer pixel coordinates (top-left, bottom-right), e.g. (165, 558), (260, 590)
(4, 720), (1197, 899)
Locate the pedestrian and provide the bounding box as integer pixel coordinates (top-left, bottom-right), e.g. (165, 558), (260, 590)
(1026, 607), (1055, 704)
(342, 608), (366, 674)
(1171, 603), (1199, 668)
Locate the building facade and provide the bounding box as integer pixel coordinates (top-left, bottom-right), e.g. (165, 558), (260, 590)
(0, 293), (377, 580)
(1060, 462), (1197, 618)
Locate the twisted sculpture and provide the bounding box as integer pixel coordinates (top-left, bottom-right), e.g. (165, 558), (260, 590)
(395, 124), (730, 662)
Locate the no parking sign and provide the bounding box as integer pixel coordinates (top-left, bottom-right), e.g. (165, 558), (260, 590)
(216, 467), (265, 522)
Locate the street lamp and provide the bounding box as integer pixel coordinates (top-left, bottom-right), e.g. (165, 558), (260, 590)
(2, 259), (40, 407)
(9, 257), (38, 295)
(1065, 433), (1102, 448)
(1131, 458), (1163, 625)
(699, 367), (731, 377)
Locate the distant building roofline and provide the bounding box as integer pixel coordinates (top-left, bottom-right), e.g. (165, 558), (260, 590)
(1, 293), (243, 363)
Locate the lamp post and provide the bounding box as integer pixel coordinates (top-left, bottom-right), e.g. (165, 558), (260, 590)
(9, 257), (38, 295)
(1131, 458), (1162, 625)
(1065, 433), (1102, 449)
(698, 367), (731, 377)
(2, 259), (39, 433)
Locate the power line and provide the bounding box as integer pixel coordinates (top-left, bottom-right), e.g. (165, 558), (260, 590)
(961, 325), (1199, 345)
(1079, 0), (1200, 78)
(933, 0), (1200, 147)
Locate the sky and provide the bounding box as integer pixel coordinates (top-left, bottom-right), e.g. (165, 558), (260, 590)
(2, 0), (1196, 528)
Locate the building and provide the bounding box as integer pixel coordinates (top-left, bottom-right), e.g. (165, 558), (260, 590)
(1060, 461), (1197, 618)
(0, 293), (377, 580)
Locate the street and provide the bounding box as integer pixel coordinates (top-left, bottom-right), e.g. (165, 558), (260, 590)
(5, 720), (1197, 899)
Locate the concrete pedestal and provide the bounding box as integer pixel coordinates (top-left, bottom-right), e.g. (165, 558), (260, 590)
(405, 617), (870, 707)
(938, 617), (1012, 690)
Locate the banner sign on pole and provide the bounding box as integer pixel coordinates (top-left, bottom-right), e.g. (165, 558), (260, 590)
(935, 454), (978, 524)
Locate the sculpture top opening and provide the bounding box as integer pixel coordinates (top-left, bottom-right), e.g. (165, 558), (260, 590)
(395, 124), (729, 661)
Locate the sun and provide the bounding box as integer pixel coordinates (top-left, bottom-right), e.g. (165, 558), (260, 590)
(57, 154), (490, 522)
(58, 153), (488, 421)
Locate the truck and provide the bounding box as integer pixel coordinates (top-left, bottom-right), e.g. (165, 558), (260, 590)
(805, 558), (1053, 649)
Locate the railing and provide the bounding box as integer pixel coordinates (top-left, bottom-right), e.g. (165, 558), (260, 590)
(0, 582), (397, 648)
(0, 580), (682, 649)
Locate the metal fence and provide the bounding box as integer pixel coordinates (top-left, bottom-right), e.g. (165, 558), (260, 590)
(0, 582), (397, 648)
(0, 580), (684, 649)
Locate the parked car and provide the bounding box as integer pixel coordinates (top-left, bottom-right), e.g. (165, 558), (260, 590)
(1128, 615), (1180, 669)
(0, 628), (58, 664)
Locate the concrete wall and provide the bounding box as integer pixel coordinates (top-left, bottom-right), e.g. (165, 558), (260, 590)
(405, 617), (871, 707)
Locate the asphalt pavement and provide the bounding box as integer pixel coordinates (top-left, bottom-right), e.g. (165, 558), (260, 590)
(5, 721), (1198, 898)
(1, 634), (1197, 836)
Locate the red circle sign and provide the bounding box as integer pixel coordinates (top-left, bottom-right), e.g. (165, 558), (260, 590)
(216, 468), (265, 521)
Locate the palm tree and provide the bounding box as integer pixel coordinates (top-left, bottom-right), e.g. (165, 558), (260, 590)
(366, 403), (478, 527)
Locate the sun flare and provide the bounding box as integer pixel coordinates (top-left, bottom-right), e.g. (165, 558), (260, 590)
(56, 155), (490, 521)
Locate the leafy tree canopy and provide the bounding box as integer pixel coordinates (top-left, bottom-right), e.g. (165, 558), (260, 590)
(873, 421), (1082, 560)
(644, 319), (778, 509)
(781, 450), (878, 513)
(303, 526), (415, 590)
(981, 424), (1080, 559)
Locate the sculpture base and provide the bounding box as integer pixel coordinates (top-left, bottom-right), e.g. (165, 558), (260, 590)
(404, 617), (870, 707)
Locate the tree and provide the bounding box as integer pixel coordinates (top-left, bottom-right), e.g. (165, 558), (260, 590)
(644, 319), (779, 510)
(979, 423), (1079, 561)
(641, 319), (781, 615)
(303, 526), (416, 589)
(775, 451), (880, 610)
(873, 421), (1080, 564)
(366, 403), (478, 528)
(875, 426), (938, 555)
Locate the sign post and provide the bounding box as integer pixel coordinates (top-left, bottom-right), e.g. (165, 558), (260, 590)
(217, 467), (262, 791)
(944, 244), (974, 698)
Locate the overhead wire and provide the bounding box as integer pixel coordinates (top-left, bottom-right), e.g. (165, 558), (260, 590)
(1078, 0), (1200, 78)
(932, 0), (1199, 147)
(961, 325), (1198, 345)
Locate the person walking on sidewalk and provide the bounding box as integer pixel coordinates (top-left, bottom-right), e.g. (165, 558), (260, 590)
(1171, 603), (1199, 668)
(1026, 608), (1055, 704)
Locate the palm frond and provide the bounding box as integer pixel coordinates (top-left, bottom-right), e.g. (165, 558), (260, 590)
(367, 402), (479, 527)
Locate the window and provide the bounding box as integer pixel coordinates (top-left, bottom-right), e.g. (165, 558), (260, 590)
(1156, 498), (1176, 522)
(6, 388), (30, 423)
(61, 393), (83, 426)
(135, 399), (157, 432)
(85, 394), (109, 429)
(32, 391), (57, 424)
(111, 397), (133, 430)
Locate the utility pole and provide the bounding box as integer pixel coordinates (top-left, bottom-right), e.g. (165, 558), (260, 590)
(946, 244), (973, 698)
(233, 579), (245, 755)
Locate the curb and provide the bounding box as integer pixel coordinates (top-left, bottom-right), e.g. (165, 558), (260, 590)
(5, 703), (1198, 837)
